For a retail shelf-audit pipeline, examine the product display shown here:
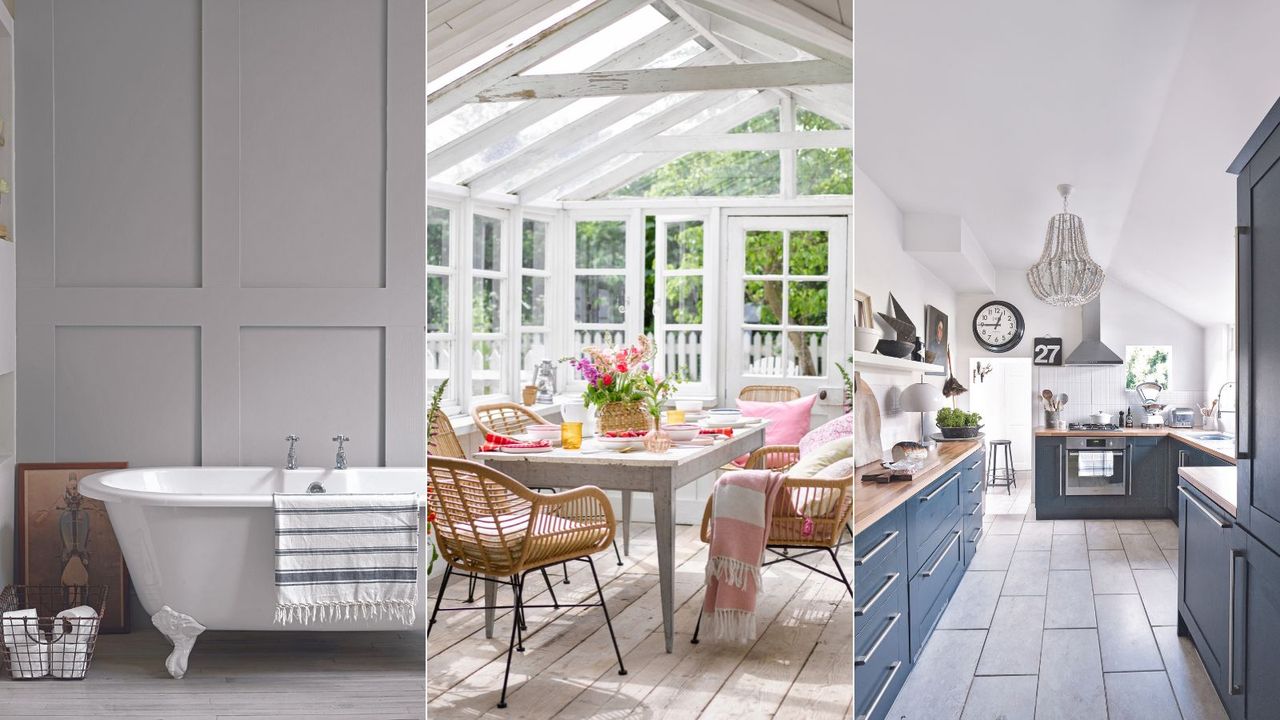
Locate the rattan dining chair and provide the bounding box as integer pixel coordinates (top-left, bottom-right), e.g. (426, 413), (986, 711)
(472, 400), (625, 569)
(691, 445), (854, 644)
(738, 384), (802, 403)
(428, 411), (466, 459)
(426, 458), (627, 708)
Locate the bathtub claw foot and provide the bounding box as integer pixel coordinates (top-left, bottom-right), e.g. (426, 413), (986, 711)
(151, 606), (206, 679)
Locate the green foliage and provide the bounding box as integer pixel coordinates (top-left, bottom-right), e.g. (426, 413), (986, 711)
(1125, 345), (1171, 389)
(834, 358), (853, 413)
(796, 108), (851, 195)
(612, 109), (781, 197)
(935, 407), (982, 428)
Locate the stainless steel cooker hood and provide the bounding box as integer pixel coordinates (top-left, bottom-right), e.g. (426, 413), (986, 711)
(1065, 298), (1123, 365)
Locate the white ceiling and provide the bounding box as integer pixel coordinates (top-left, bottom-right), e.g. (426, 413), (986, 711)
(856, 0), (1280, 326)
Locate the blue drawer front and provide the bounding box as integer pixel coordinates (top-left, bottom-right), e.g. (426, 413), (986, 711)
(909, 518), (965, 659)
(856, 505), (907, 592)
(907, 468), (964, 575)
(854, 586), (909, 720)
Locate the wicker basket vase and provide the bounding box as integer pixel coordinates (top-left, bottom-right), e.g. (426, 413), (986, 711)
(596, 401), (651, 435)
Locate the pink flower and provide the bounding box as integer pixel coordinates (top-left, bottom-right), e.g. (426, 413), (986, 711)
(601, 374), (614, 386)
(616, 362), (628, 373)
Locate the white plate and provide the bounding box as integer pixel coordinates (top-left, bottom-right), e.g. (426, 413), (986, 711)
(499, 445), (554, 454)
(596, 437), (643, 450)
(701, 417), (753, 429)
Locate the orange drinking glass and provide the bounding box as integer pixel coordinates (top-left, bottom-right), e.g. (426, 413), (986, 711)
(666, 409), (686, 424)
(561, 421), (583, 450)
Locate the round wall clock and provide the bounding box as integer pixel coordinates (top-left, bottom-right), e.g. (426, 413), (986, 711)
(973, 300), (1025, 353)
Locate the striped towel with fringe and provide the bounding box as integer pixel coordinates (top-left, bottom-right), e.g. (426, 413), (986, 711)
(702, 469), (786, 643)
(273, 493), (420, 626)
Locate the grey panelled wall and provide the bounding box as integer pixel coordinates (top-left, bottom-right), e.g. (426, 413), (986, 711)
(15, 0), (426, 469)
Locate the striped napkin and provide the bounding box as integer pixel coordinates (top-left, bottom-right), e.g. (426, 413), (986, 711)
(273, 493), (420, 626)
(702, 470), (786, 642)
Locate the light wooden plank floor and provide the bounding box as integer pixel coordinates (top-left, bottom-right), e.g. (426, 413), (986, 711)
(427, 522), (853, 719)
(0, 627), (425, 719)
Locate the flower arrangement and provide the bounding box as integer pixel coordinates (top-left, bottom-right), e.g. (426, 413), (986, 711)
(567, 335), (657, 409)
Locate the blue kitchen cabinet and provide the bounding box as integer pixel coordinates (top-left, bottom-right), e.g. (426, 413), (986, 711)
(1239, 529), (1280, 720)
(854, 505), (909, 720)
(1126, 436), (1168, 516)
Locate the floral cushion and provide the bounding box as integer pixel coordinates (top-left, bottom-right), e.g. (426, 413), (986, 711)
(799, 412), (854, 457)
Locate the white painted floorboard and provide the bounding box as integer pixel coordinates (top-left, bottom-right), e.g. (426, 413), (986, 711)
(886, 473), (1227, 720)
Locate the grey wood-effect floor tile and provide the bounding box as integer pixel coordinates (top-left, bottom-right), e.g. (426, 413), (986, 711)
(1153, 625), (1231, 720)
(1085, 521), (1124, 550)
(1015, 522), (1054, 552)
(1052, 520), (1084, 535)
(1089, 549), (1138, 594)
(1122, 532), (1171, 571)
(1044, 570), (1096, 629)
(1114, 519), (1153, 535)
(938, 571), (1006, 630)
(960, 675), (1037, 720)
(976, 596), (1045, 676)
(1104, 671), (1183, 720)
(1002, 551), (1050, 596)
(1133, 567), (1178, 627)
(970, 534), (1018, 572)
(989, 514), (1025, 535)
(884, 629), (986, 720)
(1035, 628), (1106, 720)
(1164, 546), (1180, 578)
(1146, 518), (1180, 550)
(1049, 533), (1089, 571)
(1095, 594), (1164, 672)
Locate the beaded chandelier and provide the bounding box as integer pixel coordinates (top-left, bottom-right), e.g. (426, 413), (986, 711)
(1026, 184), (1105, 307)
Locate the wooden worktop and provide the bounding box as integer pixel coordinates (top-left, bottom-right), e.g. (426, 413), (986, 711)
(1178, 466), (1237, 517)
(1034, 427), (1236, 465)
(854, 441), (983, 535)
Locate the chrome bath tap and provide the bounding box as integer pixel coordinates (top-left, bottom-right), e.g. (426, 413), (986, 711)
(285, 435), (299, 470)
(333, 434), (349, 470)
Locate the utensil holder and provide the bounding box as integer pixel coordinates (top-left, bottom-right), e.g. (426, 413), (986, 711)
(1045, 410), (1059, 428)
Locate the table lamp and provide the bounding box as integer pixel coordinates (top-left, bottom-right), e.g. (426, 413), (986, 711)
(901, 381), (946, 446)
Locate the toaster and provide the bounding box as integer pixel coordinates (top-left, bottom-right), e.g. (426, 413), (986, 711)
(1169, 407), (1195, 428)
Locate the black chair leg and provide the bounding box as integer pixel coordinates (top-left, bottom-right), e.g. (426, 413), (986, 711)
(562, 562), (571, 585)
(587, 557), (627, 676)
(540, 568), (560, 609)
(427, 565), (453, 637)
(514, 574), (527, 650)
(691, 605), (703, 645)
(464, 573), (477, 603)
(497, 575), (524, 709)
(614, 540), (623, 567)
(828, 547), (853, 597)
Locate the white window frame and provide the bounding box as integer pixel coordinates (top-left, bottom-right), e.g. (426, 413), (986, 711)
(653, 212), (718, 398)
(722, 214), (849, 399)
(514, 208), (557, 386)
(426, 199), (461, 416)
(563, 209), (644, 391)
(464, 203), (512, 405)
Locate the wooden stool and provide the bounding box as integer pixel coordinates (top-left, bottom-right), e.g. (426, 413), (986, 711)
(988, 439), (1016, 494)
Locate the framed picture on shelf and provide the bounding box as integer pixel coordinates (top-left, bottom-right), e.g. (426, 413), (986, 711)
(854, 289), (873, 328)
(924, 305), (949, 365)
(15, 462), (131, 633)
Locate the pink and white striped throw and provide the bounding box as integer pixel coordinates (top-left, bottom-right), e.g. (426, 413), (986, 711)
(702, 469), (787, 642)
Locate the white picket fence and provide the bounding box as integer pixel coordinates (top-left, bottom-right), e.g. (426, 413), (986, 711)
(743, 330), (826, 376)
(662, 330), (703, 381)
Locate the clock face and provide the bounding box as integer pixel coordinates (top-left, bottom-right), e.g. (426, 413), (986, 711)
(973, 301), (1025, 352)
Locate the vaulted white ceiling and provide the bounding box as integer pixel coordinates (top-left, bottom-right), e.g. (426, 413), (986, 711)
(856, 0), (1280, 326)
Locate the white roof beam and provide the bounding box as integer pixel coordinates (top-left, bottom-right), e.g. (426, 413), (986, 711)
(428, 19), (696, 173)
(463, 49), (725, 193)
(474, 59), (848, 102)
(551, 91), (777, 200)
(515, 90), (756, 201)
(429, 0), (581, 80)
(680, 0), (851, 68)
(428, 0), (653, 122)
(640, 129), (850, 151)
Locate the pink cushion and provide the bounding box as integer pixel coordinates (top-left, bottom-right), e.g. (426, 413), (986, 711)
(799, 412), (854, 457)
(732, 394), (818, 467)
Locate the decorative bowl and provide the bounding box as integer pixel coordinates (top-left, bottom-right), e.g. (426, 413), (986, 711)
(661, 423), (700, 442)
(855, 326), (883, 353)
(875, 339), (914, 358)
(707, 408), (742, 423)
(525, 424), (561, 441)
(674, 399), (703, 412)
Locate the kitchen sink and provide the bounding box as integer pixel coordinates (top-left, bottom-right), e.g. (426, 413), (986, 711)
(1193, 433), (1233, 441)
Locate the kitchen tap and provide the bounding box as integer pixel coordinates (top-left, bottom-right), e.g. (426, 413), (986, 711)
(332, 434), (349, 470)
(1215, 381), (1237, 433)
(285, 435), (299, 470)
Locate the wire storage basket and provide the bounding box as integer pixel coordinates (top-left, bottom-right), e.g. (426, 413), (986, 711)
(0, 585), (108, 680)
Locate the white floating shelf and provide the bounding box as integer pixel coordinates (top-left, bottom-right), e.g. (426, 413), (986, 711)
(853, 350), (945, 375)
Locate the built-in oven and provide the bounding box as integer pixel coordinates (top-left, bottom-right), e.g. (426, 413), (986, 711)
(1063, 437), (1129, 496)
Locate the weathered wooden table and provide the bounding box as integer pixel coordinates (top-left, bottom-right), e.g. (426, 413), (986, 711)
(475, 423), (768, 653)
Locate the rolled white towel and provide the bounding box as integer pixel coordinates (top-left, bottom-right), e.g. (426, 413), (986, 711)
(56, 605), (98, 639)
(48, 636), (89, 679)
(2, 608), (38, 646)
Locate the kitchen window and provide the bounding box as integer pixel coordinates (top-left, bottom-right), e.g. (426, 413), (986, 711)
(427, 203), (460, 414)
(1125, 345), (1172, 390)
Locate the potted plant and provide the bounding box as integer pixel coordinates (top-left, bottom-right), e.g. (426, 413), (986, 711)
(567, 335), (659, 434)
(935, 407), (984, 439)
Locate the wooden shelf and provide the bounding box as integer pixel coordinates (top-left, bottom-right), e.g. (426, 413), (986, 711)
(853, 350), (944, 375)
